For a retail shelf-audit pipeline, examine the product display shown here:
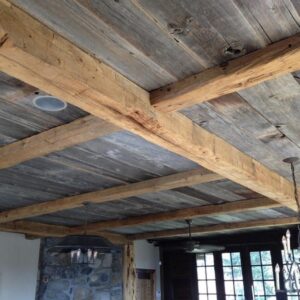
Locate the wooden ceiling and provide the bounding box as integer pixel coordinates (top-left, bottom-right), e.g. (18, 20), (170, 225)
(0, 0), (300, 243)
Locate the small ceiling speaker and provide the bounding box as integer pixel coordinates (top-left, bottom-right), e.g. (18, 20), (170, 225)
(33, 95), (67, 112)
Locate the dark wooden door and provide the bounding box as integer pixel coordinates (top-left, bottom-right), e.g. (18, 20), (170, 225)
(162, 250), (198, 300)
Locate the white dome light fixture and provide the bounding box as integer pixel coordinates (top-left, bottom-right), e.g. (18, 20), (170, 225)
(33, 95), (67, 112)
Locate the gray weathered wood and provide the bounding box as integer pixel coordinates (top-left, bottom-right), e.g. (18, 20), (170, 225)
(1, 0), (300, 236)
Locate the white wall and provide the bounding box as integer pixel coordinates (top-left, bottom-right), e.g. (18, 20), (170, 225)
(134, 240), (161, 300)
(0, 232), (40, 300)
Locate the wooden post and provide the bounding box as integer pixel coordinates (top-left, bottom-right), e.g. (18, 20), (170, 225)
(123, 243), (136, 300)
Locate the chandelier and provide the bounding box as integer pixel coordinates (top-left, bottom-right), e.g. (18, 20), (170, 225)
(48, 203), (114, 264)
(275, 157), (300, 295)
(48, 235), (113, 264)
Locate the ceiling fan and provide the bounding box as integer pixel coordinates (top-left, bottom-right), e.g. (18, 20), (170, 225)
(173, 220), (225, 254)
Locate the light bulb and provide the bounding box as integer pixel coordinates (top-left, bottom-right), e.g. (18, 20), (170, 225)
(88, 249), (92, 262)
(282, 236), (288, 260)
(93, 250), (98, 260)
(70, 250), (75, 262)
(275, 264), (280, 290)
(286, 229), (292, 254)
(76, 249), (81, 262)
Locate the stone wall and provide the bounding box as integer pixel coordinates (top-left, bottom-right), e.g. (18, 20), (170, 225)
(36, 238), (123, 300)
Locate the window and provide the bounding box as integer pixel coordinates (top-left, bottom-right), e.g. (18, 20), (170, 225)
(193, 243), (294, 300)
(281, 248), (300, 300)
(197, 253), (217, 300)
(250, 251), (276, 300)
(222, 252), (245, 300)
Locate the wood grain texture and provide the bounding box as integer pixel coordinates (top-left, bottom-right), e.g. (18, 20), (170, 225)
(123, 243), (137, 300)
(151, 34), (300, 112)
(129, 216), (299, 240)
(234, 0), (300, 43)
(0, 71), (35, 101)
(71, 197), (280, 233)
(238, 75), (300, 154)
(0, 115), (118, 169)
(182, 86), (300, 180)
(0, 220), (128, 243)
(0, 92), (88, 148)
(93, 231), (129, 245)
(135, 0), (268, 67)
(0, 1), (297, 211)
(0, 220), (72, 236)
(0, 169), (223, 223)
(75, 0), (204, 80)
(11, 0), (178, 90)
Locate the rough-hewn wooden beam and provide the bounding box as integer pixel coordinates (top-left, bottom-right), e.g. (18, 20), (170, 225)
(0, 169), (222, 223)
(71, 197), (280, 233)
(94, 231), (129, 245)
(123, 243), (136, 300)
(0, 220), (72, 237)
(0, 220), (128, 243)
(151, 34), (300, 112)
(129, 217), (299, 240)
(0, 0), (296, 210)
(0, 115), (118, 169)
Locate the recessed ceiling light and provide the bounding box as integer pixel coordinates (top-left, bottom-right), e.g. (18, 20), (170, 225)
(33, 95), (67, 112)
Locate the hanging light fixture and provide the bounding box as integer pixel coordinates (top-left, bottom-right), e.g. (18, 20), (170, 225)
(48, 235), (114, 264)
(178, 220), (225, 253)
(275, 157), (300, 295)
(48, 203), (114, 264)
